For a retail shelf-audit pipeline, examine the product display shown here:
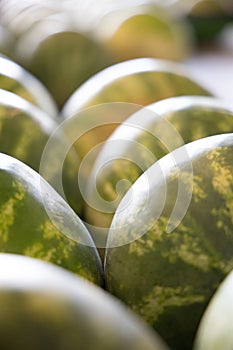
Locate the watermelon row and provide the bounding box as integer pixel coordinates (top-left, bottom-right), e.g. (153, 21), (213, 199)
(0, 253), (168, 350)
(0, 5), (232, 348)
(1, 0), (231, 108)
(83, 95), (233, 251)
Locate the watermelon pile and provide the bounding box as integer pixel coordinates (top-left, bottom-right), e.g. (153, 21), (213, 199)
(0, 1), (232, 349)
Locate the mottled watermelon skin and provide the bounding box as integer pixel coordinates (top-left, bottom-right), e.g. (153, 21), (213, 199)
(60, 57), (212, 167)
(105, 133), (233, 350)
(0, 153), (103, 286)
(0, 96), (54, 171)
(0, 89), (83, 216)
(0, 254), (168, 350)
(62, 58), (212, 118)
(84, 96), (233, 242)
(61, 59), (212, 223)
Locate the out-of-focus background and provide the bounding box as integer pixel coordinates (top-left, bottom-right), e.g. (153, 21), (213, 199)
(0, 0), (232, 109)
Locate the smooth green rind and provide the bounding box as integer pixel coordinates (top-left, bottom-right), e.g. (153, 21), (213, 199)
(84, 96), (233, 240)
(0, 153), (103, 286)
(0, 89), (83, 216)
(0, 55), (58, 117)
(194, 269), (233, 350)
(105, 133), (233, 350)
(0, 253), (168, 350)
(96, 4), (194, 62)
(27, 31), (113, 108)
(60, 59), (212, 209)
(62, 57), (211, 118)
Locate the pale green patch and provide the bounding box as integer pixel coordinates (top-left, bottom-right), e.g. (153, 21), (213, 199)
(23, 221), (62, 263)
(134, 212), (225, 273)
(118, 214), (157, 251)
(129, 236), (155, 257)
(0, 180), (25, 243)
(24, 241), (46, 258)
(12, 181), (25, 201)
(24, 220), (94, 279)
(212, 165), (232, 197)
(192, 175), (207, 203)
(79, 268), (99, 285)
(135, 285), (205, 324)
(207, 148), (233, 233)
(41, 220), (59, 240)
(207, 148), (221, 162)
(212, 206), (233, 237)
(212, 165), (233, 222)
(13, 117), (38, 161)
(151, 217), (221, 272)
(40, 220), (76, 262)
(0, 198), (15, 243)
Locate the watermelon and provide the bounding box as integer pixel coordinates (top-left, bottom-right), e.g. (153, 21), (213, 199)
(0, 253), (168, 350)
(0, 88), (83, 216)
(60, 58), (211, 196)
(0, 55), (58, 117)
(194, 268), (233, 350)
(24, 30), (113, 108)
(95, 3), (193, 63)
(62, 57), (211, 117)
(0, 152), (102, 285)
(83, 96), (233, 247)
(105, 133), (233, 350)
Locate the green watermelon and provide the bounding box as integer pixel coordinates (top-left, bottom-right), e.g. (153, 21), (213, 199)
(0, 55), (58, 117)
(95, 3), (193, 63)
(62, 57), (211, 117)
(25, 30), (113, 108)
(0, 253), (168, 350)
(0, 88), (83, 216)
(60, 58), (212, 198)
(105, 133), (233, 350)
(0, 152), (102, 285)
(194, 268), (233, 350)
(83, 96), (233, 248)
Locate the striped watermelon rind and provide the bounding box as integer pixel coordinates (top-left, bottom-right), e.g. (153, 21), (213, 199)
(61, 57), (212, 117)
(60, 58), (212, 212)
(105, 133), (233, 350)
(0, 153), (102, 285)
(84, 96), (233, 244)
(0, 88), (83, 216)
